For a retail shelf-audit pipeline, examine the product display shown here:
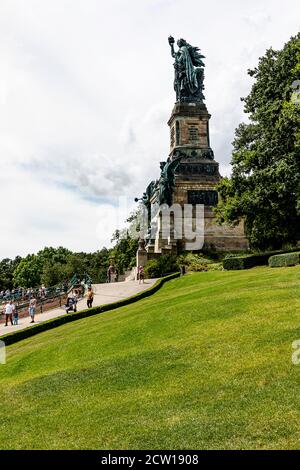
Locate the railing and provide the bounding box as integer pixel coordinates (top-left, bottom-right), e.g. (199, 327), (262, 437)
(82, 272), (93, 287)
(0, 289), (68, 322)
(65, 272), (93, 293)
(0, 285), (67, 304)
(0, 272), (94, 321)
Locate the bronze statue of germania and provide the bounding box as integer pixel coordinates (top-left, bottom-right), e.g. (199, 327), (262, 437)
(168, 36), (205, 103)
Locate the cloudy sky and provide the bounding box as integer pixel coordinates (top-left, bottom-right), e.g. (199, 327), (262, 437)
(0, 0), (299, 259)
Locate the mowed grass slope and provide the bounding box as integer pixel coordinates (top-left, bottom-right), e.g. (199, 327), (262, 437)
(1, 266), (300, 450)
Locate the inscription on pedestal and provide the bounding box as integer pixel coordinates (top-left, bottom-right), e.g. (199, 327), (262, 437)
(187, 190), (218, 206)
(178, 163), (218, 176)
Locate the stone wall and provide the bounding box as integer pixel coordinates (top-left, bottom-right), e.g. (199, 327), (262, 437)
(172, 182), (249, 251)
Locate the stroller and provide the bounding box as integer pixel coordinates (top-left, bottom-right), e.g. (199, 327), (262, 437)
(65, 296), (77, 314)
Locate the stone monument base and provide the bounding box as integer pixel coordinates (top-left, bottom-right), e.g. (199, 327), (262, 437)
(136, 64), (249, 267)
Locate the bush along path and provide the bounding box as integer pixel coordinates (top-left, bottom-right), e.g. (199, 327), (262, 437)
(0, 274), (179, 346)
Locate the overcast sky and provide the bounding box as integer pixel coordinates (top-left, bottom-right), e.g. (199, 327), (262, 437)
(0, 0), (299, 259)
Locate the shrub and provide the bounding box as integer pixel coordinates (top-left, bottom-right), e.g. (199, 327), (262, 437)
(223, 254), (258, 270)
(269, 252), (300, 268)
(160, 254), (179, 275)
(144, 255), (179, 279)
(223, 248), (300, 270)
(144, 260), (161, 279)
(178, 253), (222, 272)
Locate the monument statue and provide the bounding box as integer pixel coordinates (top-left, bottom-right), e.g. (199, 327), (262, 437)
(136, 153), (185, 210)
(157, 152), (184, 206)
(168, 36), (205, 103)
(135, 181), (156, 213)
(135, 35), (249, 265)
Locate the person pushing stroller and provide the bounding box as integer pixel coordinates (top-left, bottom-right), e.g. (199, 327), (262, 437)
(65, 290), (77, 314)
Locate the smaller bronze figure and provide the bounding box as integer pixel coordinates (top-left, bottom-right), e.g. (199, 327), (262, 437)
(157, 152), (184, 206)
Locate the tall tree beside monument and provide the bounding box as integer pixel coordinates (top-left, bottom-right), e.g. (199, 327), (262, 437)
(215, 33), (300, 249)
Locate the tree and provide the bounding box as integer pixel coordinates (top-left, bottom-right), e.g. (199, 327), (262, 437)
(13, 255), (42, 288)
(40, 263), (67, 287)
(0, 256), (22, 290)
(37, 246), (71, 265)
(111, 234), (138, 274)
(1, 219), (138, 288)
(215, 34), (300, 250)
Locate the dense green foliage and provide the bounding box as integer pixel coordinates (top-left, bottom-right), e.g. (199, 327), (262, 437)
(223, 253), (270, 270)
(144, 255), (179, 278)
(223, 248), (300, 270)
(177, 253), (222, 272)
(0, 235), (138, 290)
(216, 34), (300, 249)
(0, 266), (300, 449)
(0, 257), (22, 290)
(110, 231), (138, 273)
(269, 252), (300, 267)
(13, 254), (43, 288)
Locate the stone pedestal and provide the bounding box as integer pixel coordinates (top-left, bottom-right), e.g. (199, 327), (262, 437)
(136, 239), (148, 269)
(138, 99), (248, 261)
(161, 101), (248, 252)
(168, 102), (212, 157)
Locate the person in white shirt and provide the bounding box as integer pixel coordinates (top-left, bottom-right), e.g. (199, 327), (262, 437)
(4, 301), (14, 326)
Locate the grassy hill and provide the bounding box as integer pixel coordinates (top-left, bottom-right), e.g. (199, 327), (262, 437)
(1, 266), (300, 450)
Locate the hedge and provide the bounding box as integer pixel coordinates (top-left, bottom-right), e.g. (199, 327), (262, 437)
(269, 252), (300, 268)
(223, 248), (300, 270)
(0, 273), (180, 346)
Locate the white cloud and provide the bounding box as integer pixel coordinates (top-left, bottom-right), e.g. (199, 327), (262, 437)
(0, 0), (299, 258)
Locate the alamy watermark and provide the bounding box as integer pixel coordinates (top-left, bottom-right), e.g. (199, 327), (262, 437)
(291, 340), (300, 365)
(95, 196), (207, 250)
(0, 340), (6, 365)
(125, 200), (205, 250)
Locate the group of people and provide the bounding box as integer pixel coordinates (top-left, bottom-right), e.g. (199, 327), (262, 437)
(0, 283), (69, 303)
(1, 269), (148, 328)
(2, 285), (95, 327)
(107, 265), (119, 283)
(2, 297), (37, 327)
(106, 264), (145, 284)
(0, 287), (37, 302)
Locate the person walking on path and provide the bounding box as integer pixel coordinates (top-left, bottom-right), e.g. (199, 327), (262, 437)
(29, 296), (37, 323)
(13, 303), (19, 325)
(86, 287), (94, 308)
(65, 290), (77, 314)
(4, 300), (14, 326)
(107, 265), (113, 283)
(73, 289), (79, 305)
(138, 266), (145, 284)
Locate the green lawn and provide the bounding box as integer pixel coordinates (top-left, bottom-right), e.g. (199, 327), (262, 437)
(1, 266), (300, 450)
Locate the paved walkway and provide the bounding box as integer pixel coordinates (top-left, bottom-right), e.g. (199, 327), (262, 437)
(0, 280), (157, 337)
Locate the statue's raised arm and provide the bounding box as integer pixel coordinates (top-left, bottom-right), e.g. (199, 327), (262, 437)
(168, 35), (176, 58)
(168, 35), (205, 103)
